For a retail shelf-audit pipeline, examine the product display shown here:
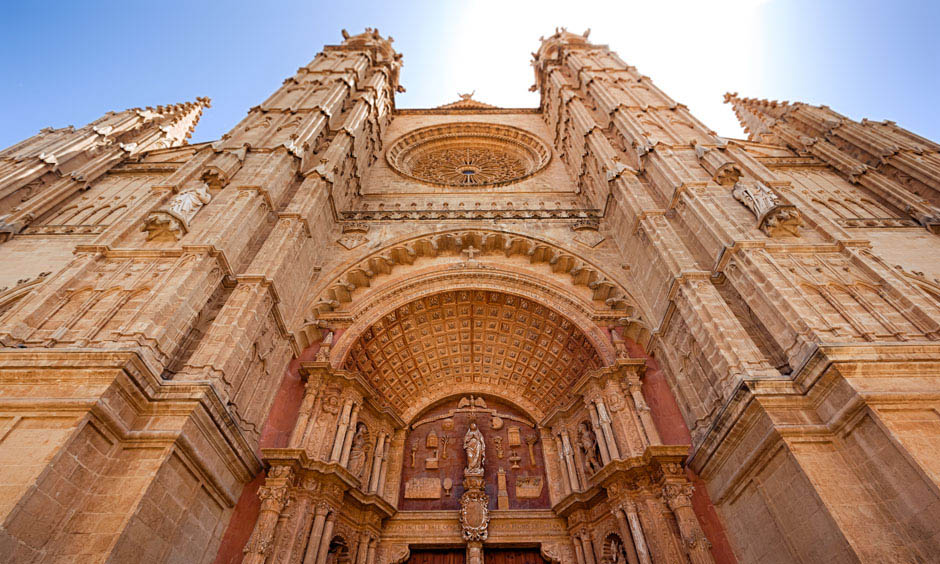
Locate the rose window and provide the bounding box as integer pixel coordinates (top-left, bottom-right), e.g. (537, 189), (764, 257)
(386, 123), (551, 187)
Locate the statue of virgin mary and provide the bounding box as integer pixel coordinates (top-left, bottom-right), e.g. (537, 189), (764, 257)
(463, 421), (485, 475)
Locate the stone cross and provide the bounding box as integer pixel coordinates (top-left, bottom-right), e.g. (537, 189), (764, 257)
(462, 246), (480, 262)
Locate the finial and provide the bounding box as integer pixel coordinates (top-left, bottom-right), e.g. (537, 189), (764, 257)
(341, 29), (350, 39)
(583, 28), (591, 39)
(458, 91), (476, 101)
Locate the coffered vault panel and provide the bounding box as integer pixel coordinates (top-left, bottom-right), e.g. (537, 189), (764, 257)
(342, 290), (603, 418)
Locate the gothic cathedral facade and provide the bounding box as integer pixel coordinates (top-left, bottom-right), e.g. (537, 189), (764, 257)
(0, 28), (939, 564)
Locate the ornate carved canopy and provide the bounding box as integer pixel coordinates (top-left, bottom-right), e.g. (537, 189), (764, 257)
(385, 123), (552, 187)
(342, 290), (603, 419)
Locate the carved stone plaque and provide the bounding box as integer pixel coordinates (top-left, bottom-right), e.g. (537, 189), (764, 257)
(515, 476), (544, 498)
(404, 477), (442, 499)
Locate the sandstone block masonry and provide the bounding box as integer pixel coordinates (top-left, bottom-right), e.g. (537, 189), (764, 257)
(0, 27), (938, 564)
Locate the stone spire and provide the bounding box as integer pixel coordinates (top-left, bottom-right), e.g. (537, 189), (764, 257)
(0, 97), (210, 237)
(722, 92), (785, 144)
(724, 92), (940, 231)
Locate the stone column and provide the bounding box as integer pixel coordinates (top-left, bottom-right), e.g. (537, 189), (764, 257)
(355, 531), (371, 564)
(365, 534), (378, 564)
(554, 435), (573, 496)
(572, 536), (586, 564)
(303, 503), (330, 564)
(623, 500), (652, 564)
(595, 399), (621, 459)
(315, 512), (337, 564)
(243, 482), (290, 564)
(340, 402), (361, 467)
(330, 399), (353, 462)
(664, 484), (714, 564)
(588, 403), (612, 465)
(376, 441), (390, 496)
(467, 541), (484, 564)
(290, 380), (320, 447)
(579, 531), (597, 564)
(368, 433), (387, 493)
(561, 431), (581, 491)
(627, 380), (661, 445)
(612, 507), (641, 564)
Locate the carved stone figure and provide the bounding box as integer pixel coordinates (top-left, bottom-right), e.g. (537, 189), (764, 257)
(578, 422), (603, 474)
(348, 424), (367, 478)
(463, 421), (485, 476)
(142, 181), (212, 241)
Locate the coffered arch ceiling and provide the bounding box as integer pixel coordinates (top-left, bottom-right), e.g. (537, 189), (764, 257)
(340, 289), (604, 421)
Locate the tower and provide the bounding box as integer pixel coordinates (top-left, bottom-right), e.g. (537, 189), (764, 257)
(0, 27), (937, 564)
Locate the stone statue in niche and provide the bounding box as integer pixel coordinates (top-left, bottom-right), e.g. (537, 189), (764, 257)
(410, 443), (417, 468)
(348, 424), (367, 478)
(464, 421), (485, 476)
(578, 422), (603, 474)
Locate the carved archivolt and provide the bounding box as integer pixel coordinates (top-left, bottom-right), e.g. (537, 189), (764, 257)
(307, 229), (634, 321)
(386, 123), (551, 187)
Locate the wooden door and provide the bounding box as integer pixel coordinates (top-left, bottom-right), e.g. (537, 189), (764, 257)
(407, 548), (466, 564)
(484, 548), (549, 564)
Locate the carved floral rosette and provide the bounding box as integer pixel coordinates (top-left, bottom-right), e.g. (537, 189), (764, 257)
(459, 485), (490, 542)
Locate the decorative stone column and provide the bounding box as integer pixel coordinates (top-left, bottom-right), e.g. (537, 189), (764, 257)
(365, 534), (378, 564)
(612, 507), (641, 564)
(626, 379), (660, 445)
(572, 536), (586, 564)
(315, 512), (337, 564)
(356, 531), (371, 564)
(376, 438), (391, 496)
(340, 402), (361, 466)
(242, 467), (293, 564)
(330, 399), (354, 462)
(579, 530), (597, 564)
(291, 375), (323, 447)
(595, 399), (621, 459)
(560, 431), (581, 491)
(302, 503), (331, 564)
(622, 500), (652, 564)
(368, 433), (386, 493)
(587, 403), (612, 465)
(664, 484), (714, 564)
(554, 435), (573, 496)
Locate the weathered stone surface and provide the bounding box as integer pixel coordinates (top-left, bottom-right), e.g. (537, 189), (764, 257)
(0, 26), (937, 564)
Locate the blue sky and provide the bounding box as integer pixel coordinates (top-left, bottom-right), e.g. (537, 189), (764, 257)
(1, 0), (937, 147)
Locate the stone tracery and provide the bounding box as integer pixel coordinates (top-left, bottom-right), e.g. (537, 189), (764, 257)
(386, 123), (552, 187)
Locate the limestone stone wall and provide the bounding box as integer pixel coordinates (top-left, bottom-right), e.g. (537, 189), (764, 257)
(0, 26), (937, 564)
